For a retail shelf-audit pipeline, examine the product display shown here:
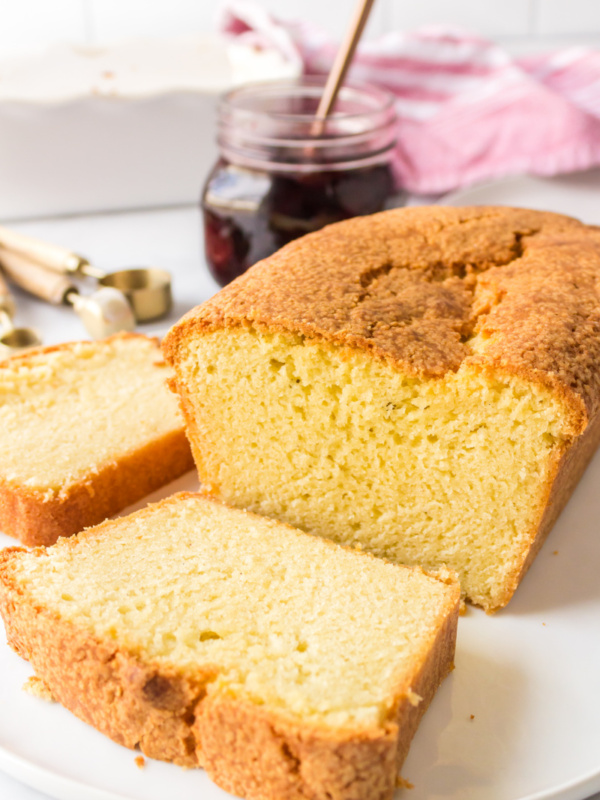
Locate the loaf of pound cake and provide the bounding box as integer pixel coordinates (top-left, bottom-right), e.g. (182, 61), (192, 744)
(0, 333), (193, 546)
(0, 493), (460, 800)
(164, 206), (600, 612)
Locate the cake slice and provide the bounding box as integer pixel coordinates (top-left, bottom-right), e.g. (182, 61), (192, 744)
(0, 333), (193, 546)
(163, 205), (600, 612)
(0, 492), (460, 800)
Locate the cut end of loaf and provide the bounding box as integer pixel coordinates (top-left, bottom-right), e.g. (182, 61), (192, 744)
(170, 327), (576, 612)
(163, 204), (600, 611)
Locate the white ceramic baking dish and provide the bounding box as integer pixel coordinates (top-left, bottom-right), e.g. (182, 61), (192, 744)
(0, 35), (299, 220)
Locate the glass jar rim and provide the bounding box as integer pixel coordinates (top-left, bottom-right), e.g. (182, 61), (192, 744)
(216, 77), (397, 172)
(220, 76), (396, 126)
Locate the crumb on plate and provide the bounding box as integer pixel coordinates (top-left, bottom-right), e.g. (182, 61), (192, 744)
(22, 675), (55, 702)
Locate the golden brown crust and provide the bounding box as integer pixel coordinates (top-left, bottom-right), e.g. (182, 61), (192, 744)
(0, 494), (459, 799)
(197, 595), (457, 800)
(0, 333), (194, 546)
(0, 331), (155, 369)
(163, 206), (600, 612)
(190, 504), (460, 798)
(496, 393), (600, 610)
(0, 428), (194, 547)
(0, 550), (210, 766)
(466, 389), (600, 612)
(163, 206), (600, 427)
(195, 699), (399, 800)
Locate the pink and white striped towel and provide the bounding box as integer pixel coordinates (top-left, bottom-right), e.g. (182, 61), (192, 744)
(221, 1), (600, 195)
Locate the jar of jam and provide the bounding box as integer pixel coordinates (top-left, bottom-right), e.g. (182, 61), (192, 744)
(202, 78), (402, 286)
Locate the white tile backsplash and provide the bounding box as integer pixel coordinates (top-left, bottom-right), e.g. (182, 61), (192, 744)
(237, 0), (390, 40)
(87, 0), (218, 44)
(390, 0), (533, 37)
(0, 0), (87, 58)
(0, 0), (599, 59)
(89, 0), (389, 44)
(534, 0), (600, 36)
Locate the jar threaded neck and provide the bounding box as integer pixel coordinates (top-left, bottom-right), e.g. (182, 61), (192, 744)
(217, 77), (397, 173)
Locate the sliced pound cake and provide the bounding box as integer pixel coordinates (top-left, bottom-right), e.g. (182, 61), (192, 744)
(0, 333), (193, 546)
(164, 206), (600, 612)
(0, 492), (460, 800)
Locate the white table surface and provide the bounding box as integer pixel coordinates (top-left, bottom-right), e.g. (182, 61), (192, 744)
(1, 202), (599, 800)
(1, 205), (221, 348)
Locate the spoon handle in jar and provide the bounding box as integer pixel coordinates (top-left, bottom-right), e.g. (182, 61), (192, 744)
(314, 0), (376, 124)
(0, 225), (89, 276)
(0, 247), (75, 306)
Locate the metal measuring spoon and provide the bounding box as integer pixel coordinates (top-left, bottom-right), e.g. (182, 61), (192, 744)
(0, 248), (135, 339)
(0, 226), (172, 322)
(0, 270), (42, 358)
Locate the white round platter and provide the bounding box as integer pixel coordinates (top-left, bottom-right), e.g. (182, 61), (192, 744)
(2, 174), (600, 799)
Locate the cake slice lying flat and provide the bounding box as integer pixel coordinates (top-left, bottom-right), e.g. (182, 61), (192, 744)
(0, 493), (460, 800)
(0, 333), (193, 546)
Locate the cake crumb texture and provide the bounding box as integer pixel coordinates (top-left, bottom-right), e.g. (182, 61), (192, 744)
(0, 493), (459, 800)
(0, 333), (193, 546)
(164, 207), (600, 611)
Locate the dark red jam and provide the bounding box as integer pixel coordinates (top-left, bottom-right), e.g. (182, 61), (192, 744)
(203, 158), (401, 286)
(202, 78), (400, 286)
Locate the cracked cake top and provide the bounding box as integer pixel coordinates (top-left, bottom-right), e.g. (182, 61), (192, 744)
(165, 206), (600, 431)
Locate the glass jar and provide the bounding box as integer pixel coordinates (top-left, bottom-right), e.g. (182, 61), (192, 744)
(202, 78), (402, 286)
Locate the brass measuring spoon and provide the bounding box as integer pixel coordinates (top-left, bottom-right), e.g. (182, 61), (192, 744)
(0, 248), (135, 339)
(0, 270), (43, 358)
(0, 226), (172, 323)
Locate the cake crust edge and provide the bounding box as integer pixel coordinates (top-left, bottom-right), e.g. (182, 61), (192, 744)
(0, 493), (460, 800)
(0, 333), (194, 547)
(163, 206), (600, 611)
(163, 205), (600, 432)
(0, 427), (194, 547)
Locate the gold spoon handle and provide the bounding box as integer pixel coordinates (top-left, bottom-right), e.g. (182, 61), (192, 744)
(0, 225), (91, 276)
(314, 0), (376, 124)
(0, 247), (75, 306)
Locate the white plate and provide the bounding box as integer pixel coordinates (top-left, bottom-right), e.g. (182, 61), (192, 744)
(2, 178), (600, 800)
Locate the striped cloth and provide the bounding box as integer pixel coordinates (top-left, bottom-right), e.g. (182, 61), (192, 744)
(220, 1), (600, 195)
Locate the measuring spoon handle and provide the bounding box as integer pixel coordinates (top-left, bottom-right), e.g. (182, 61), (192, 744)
(0, 248), (75, 305)
(0, 225), (89, 275)
(0, 269), (16, 317)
